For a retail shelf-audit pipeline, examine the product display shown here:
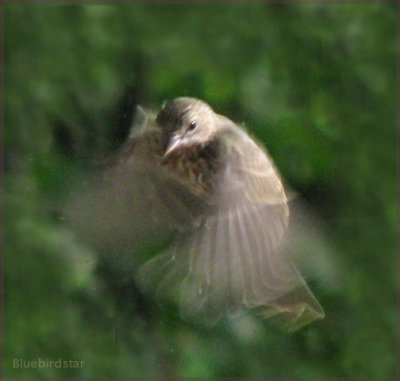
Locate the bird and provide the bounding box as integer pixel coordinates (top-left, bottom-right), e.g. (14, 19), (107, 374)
(67, 97), (326, 331)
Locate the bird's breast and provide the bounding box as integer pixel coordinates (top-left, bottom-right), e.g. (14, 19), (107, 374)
(161, 142), (220, 197)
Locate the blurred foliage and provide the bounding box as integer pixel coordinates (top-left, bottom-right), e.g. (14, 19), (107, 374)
(3, 3), (396, 379)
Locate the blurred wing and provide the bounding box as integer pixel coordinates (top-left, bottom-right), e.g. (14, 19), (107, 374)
(137, 123), (324, 331)
(64, 107), (204, 254)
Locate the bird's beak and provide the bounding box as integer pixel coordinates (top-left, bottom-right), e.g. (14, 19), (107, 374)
(164, 134), (183, 158)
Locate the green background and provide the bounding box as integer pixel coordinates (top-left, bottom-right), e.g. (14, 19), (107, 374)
(4, 3), (396, 379)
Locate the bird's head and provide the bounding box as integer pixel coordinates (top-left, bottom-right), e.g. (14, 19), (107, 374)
(156, 97), (218, 157)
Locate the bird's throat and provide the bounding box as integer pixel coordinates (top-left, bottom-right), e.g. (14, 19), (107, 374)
(161, 141), (220, 197)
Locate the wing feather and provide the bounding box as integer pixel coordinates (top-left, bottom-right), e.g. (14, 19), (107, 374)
(136, 119), (324, 330)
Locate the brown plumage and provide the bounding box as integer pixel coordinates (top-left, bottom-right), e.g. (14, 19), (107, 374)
(69, 97), (325, 331)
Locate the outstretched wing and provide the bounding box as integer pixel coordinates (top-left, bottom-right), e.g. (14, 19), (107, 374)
(137, 120), (324, 331)
(63, 107), (205, 255)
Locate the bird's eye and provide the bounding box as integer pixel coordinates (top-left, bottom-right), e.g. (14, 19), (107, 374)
(187, 120), (197, 132)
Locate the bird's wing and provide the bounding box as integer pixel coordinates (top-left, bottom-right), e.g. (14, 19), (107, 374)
(137, 122), (325, 331)
(63, 107), (205, 255)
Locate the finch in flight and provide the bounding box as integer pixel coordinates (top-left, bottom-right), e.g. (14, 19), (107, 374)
(69, 97), (325, 331)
